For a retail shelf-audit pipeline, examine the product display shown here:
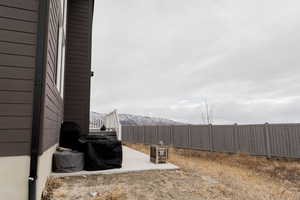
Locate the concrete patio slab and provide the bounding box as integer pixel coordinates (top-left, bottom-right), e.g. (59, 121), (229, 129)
(51, 146), (179, 177)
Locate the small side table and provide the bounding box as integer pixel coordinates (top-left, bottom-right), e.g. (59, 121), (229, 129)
(150, 145), (168, 164)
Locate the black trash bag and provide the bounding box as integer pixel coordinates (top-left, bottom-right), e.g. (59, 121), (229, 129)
(59, 122), (82, 151)
(79, 135), (122, 171)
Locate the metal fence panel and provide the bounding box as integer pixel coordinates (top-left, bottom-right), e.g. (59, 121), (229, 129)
(121, 126), (125, 141)
(136, 126), (144, 143)
(154, 126), (160, 145)
(237, 124), (266, 155)
(132, 126), (139, 143)
(144, 126), (157, 145)
(130, 126), (136, 143)
(157, 126), (172, 145)
(122, 126), (129, 141)
(268, 124), (300, 158)
(287, 124), (300, 158)
(129, 126), (134, 142)
(172, 126), (189, 148)
(124, 126), (130, 141)
(121, 124), (300, 159)
(190, 125), (210, 150)
(212, 125), (235, 153)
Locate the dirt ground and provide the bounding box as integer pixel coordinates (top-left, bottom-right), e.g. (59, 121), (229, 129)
(44, 143), (300, 200)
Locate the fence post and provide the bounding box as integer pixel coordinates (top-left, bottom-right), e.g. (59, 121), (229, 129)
(170, 126), (174, 146)
(209, 124), (213, 152)
(188, 125), (191, 148)
(143, 126), (146, 144)
(264, 123), (271, 158)
(130, 126), (132, 142)
(131, 126), (134, 143)
(125, 126), (128, 142)
(122, 126), (124, 141)
(155, 126), (158, 145)
(132, 126), (135, 144)
(168, 126), (171, 146)
(234, 123), (239, 152)
(128, 126), (130, 142)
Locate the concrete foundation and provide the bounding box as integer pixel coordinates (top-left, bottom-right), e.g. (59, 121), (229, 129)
(36, 144), (58, 200)
(0, 156), (30, 200)
(0, 144), (57, 200)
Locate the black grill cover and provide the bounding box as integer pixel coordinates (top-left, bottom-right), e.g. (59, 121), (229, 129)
(59, 122), (82, 151)
(52, 151), (84, 173)
(79, 135), (122, 171)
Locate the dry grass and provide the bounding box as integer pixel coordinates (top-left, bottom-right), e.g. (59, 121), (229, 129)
(124, 142), (300, 184)
(90, 187), (127, 200)
(42, 177), (64, 200)
(174, 147), (300, 185)
(124, 142), (300, 200)
(44, 143), (300, 200)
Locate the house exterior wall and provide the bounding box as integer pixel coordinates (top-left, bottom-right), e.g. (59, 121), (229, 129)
(0, 0), (39, 156)
(64, 0), (93, 135)
(39, 0), (64, 153)
(0, 1), (38, 199)
(34, 1), (66, 199)
(0, 0), (94, 199)
(0, 0), (64, 154)
(0, 0), (64, 199)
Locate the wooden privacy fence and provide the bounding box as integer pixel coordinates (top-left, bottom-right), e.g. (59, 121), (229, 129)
(122, 124), (300, 159)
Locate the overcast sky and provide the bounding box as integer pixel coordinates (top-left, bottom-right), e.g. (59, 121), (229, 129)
(90, 0), (300, 124)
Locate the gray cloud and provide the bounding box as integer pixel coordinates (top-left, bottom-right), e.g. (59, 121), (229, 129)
(90, 0), (300, 124)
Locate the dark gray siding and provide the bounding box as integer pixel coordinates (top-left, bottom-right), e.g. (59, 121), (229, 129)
(64, 0), (93, 135)
(0, 0), (39, 156)
(40, 0), (64, 153)
(0, 0), (94, 155)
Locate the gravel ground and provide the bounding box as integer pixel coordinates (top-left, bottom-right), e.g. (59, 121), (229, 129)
(49, 170), (225, 200)
(45, 144), (300, 200)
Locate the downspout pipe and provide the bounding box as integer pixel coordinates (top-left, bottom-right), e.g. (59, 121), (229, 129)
(29, 1), (49, 200)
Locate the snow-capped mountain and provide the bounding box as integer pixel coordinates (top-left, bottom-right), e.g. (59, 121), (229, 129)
(90, 111), (106, 121)
(90, 111), (186, 126)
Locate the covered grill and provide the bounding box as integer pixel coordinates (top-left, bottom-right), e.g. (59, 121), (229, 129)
(79, 134), (122, 171)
